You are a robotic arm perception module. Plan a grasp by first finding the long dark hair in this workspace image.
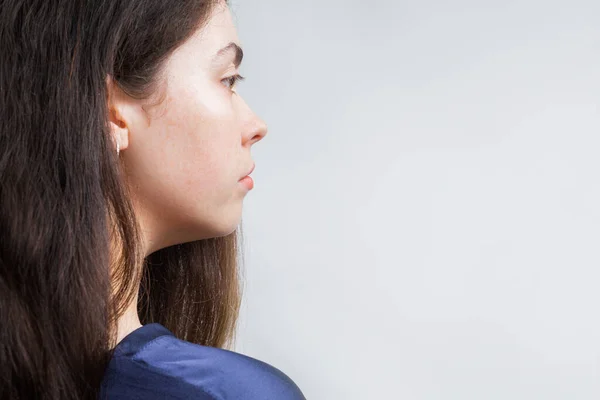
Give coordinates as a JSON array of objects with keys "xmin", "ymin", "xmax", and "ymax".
[{"xmin": 0, "ymin": 1, "xmax": 242, "ymax": 399}]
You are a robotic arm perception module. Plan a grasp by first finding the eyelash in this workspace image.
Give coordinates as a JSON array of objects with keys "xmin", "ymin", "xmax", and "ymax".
[{"xmin": 221, "ymin": 74, "xmax": 245, "ymax": 90}]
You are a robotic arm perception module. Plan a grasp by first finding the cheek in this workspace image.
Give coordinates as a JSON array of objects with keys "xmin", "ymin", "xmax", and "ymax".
[
  {"xmin": 166, "ymin": 87, "xmax": 237, "ymax": 191},
  {"xmin": 127, "ymin": 83, "xmax": 240, "ymax": 221}
]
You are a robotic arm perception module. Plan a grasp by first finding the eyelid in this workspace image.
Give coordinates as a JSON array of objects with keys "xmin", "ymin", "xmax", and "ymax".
[{"xmin": 221, "ymin": 74, "xmax": 245, "ymax": 90}]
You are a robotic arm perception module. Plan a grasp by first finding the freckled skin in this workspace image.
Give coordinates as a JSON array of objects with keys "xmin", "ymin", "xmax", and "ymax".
[{"xmin": 110, "ymin": 3, "xmax": 268, "ymax": 254}]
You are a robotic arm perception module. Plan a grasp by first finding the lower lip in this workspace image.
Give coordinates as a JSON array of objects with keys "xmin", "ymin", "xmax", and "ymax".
[{"xmin": 239, "ymin": 175, "xmax": 254, "ymax": 190}]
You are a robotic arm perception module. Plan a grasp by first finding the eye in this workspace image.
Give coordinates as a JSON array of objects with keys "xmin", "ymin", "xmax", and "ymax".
[{"xmin": 221, "ymin": 74, "xmax": 245, "ymax": 91}]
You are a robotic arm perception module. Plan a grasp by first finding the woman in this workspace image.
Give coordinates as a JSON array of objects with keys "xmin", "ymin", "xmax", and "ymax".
[{"xmin": 0, "ymin": 0, "xmax": 305, "ymax": 399}]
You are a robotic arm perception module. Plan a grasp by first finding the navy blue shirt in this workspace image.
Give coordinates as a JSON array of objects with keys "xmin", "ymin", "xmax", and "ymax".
[{"xmin": 99, "ymin": 323, "xmax": 306, "ymax": 399}]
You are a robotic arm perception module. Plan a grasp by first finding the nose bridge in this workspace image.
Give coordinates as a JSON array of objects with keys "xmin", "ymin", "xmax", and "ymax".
[{"xmin": 239, "ymin": 94, "xmax": 268, "ymax": 144}]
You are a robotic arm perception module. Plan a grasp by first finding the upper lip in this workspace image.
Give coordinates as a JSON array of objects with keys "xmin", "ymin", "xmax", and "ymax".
[{"xmin": 241, "ymin": 163, "xmax": 255, "ymax": 179}]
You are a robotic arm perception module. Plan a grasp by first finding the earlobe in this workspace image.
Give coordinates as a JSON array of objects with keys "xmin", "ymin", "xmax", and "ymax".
[
  {"xmin": 106, "ymin": 75, "xmax": 130, "ymax": 153},
  {"xmin": 108, "ymin": 108, "xmax": 130, "ymax": 155}
]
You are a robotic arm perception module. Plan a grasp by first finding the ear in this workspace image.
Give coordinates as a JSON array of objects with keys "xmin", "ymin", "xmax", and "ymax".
[{"xmin": 106, "ymin": 75, "xmax": 131, "ymax": 153}]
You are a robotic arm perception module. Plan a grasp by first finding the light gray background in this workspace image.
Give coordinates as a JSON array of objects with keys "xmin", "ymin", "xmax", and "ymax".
[{"xmin": 230, "ymin": 1, "xmax": 600, "ymax": 399}]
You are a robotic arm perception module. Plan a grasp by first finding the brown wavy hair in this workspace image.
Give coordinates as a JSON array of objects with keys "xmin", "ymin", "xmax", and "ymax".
[{"xmin": 0, "ymin": 0, "xmax": 242, "ymax": 399}]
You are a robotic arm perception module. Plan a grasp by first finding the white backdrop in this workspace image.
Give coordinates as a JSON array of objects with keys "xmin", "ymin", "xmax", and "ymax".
[{"xmin": 231, "ymin": 1, "xmax": 600, "ymax": 398}]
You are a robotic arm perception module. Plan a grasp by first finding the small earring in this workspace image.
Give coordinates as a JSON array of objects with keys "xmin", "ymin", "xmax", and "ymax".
[{"xmin": 116, "ymin": 139, "xmax": 120, "ymax": 156}]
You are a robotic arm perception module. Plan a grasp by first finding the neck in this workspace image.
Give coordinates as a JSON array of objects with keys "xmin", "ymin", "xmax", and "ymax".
[
  {"xmin": 111, "ymin": 209, "xmax": 152, "ymax": 347},
  {"xmin": 115, "ymin": 290, "xmax": 143, "ymax": 345}
]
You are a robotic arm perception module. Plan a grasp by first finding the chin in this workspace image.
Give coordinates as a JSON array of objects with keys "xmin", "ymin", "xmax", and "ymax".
[
  {"xmin": 206, "ymin": 222, "xmax": 239, "ymax": 239},
  {"xmin": 193, "ymin": 209, "xmax": 242, "ymax": 240},
  {"xmin": 154, "ymin": 203, "xmax": 242, "ymax": 247}
]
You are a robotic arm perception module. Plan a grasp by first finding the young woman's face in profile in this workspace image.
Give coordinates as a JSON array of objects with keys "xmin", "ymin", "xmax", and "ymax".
[{"xmin": 115, "ymin": 2, "xmax": 267, "ymax": 252}]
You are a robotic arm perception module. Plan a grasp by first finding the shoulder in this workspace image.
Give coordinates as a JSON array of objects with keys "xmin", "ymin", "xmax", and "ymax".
[{"xmin": 100, "ymin": 324, "xmax": 305, "ymax": 400}]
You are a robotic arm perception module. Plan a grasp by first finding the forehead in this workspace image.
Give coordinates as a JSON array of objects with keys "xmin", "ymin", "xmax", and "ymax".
[{"xmin": 189, "ymin": 3, "xmax": 240, "ymax": 59}]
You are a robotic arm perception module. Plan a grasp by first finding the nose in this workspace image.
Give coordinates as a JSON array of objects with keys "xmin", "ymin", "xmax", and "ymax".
[
  {"xmin": 238, "ymin": 94, "xmax": 268, "ymax": 146},
  {"xmin": 243, "ymin": 112, "xmax": 268, "ymax": 147}
]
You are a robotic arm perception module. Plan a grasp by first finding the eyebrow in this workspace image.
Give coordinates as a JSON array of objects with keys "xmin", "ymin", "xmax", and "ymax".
[{"xmin": 212, "ymin": 42, "xmax": 244, "ymax": 68}]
